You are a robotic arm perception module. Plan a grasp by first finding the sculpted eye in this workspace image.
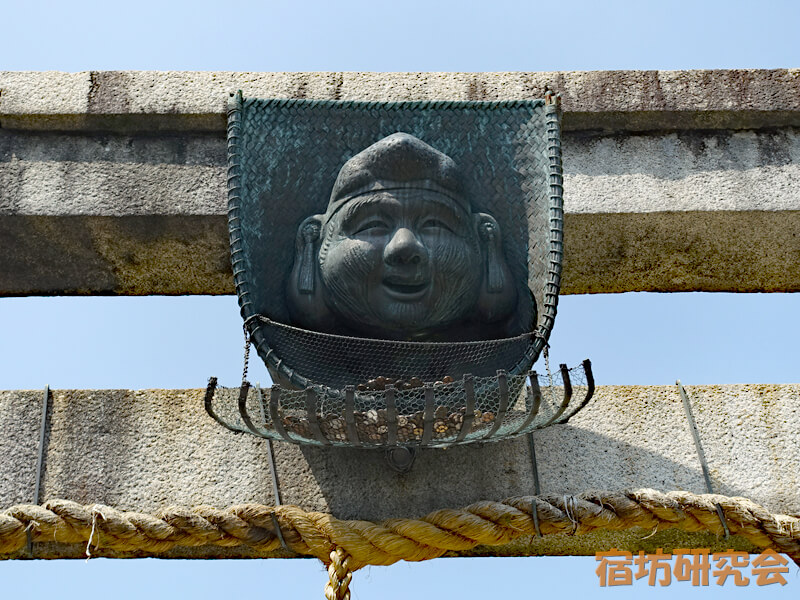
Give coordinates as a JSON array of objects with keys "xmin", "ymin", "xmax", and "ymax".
[
  {"xmin": 421, "ymin": 218, "xmax": 452, "ymax": 232},
  {"xmin": 354, "ymin": 220, "xmax": 390, "ymax": 234}
]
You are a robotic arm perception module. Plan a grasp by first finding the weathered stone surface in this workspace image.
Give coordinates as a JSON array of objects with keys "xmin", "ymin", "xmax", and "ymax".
[
  {"xmin": 3, "ymin": 211, "xmax": 798, "ymax": 296},
  {"xmin": 5, "ymin": 127, "xmax": 800, "ymax": 217},
  {"xmin": 0, "ymin": 384, "xmax": 796, "ymax": 558},
  {"xmin": 2, "ymin": 70, "xmax": 799, "ymax": 132},
  {"xmin": 564, "ymin": 210, "xmax": 800, "ymax": 294},
  {"xmin": 0, "ymin": 216, "xmax": 232, "ymax": 295}
]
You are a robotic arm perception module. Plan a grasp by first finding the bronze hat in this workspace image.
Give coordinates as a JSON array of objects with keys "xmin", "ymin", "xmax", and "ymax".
[{"xmin": 326, "ymin": 132, "xmax": 469, "ymax": 219}]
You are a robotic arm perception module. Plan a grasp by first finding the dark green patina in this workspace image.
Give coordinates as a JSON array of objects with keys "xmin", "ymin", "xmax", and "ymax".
[{"xmin": 227, "ymin": 94, "xmax": 563, "ymax": 393}]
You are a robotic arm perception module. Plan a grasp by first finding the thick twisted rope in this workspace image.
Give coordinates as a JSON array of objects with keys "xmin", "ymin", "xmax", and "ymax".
[
  {"xmin": 325, "ymin": 547, "xmax": 353, "ymax": 600},
  {"xmin": 1, "ymin": 489, "xmax": 798, "ymax": 569}
]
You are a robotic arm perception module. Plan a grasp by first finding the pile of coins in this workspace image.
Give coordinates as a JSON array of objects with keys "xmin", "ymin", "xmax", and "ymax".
[
  {"xmin": 356, "ymin": 375, "xmax": 454, "ymax": 392},
  {"xmin": 267, "ymin": 373, "xmax": 517, "ymax": 445},
  {"xmin": 280, "ymin": 403, "xmax": 497, "ymax": 444}
]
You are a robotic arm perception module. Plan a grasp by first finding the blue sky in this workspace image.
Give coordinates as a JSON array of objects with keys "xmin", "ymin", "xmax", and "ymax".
[
  {"xmin": 1, "ymin": 0, "xmax": 799, "ymax": 597},
  {"xmin": 4, "ymin": 0, "xmax": 800, "ymax": 72}
]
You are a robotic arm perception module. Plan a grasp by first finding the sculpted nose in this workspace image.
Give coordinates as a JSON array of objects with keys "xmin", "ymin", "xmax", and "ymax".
[{"xmin": 384, "ymin": 228, "xmax": 428, "ymax": 266}]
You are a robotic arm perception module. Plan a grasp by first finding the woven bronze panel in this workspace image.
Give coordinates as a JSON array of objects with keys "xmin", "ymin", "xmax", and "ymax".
[{"xmin": 227, "ymin": 95, "xmax": 562, "ymax": 390}]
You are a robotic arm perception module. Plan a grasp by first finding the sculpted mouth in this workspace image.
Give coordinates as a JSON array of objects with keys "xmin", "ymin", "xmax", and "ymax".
[{"xmin": 382, "ymin": 279, "xmax": 430, "ymax": 300}]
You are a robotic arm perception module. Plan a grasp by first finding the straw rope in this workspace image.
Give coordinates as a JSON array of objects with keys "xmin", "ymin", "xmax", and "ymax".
[
  {"xmin": 325, "ymin": 547, "xmax": 354, "ymax": 600},
  {"xmin": 1, "ymin": 489, "xmax": 798, "ymax": 566}
]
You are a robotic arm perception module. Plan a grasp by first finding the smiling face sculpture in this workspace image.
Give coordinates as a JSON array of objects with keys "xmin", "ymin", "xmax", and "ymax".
[{"xmin": 286, "ymin": 133, "xmax": 518, "ymax": 341}]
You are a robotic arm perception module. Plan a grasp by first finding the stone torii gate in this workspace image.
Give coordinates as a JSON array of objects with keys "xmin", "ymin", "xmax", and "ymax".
[{"xmin": 0, "ymin": 71, "xmax": 798, "ymax": 567}]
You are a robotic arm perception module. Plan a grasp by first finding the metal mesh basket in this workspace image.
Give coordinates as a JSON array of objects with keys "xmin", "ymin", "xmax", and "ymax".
[
  {"xmin": 250, "ymin": 315, "xmax": 535, "ymax": 390},
  {"xmin": 206, "ymin": 359, "xmax": 593, "ymax": 449}
]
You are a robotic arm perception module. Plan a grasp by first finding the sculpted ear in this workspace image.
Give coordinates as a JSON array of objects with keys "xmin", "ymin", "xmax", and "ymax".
[
  {"xmin": 287, "ymin": 215, "xmax": 333, "ymax": 329},
  {"xmin": 474, "ymin": 213, "xmax": 516, "ymax": 322},
  {"xmin": 294, "ymin": 216, "xmax": 322, "ymax": 294}
]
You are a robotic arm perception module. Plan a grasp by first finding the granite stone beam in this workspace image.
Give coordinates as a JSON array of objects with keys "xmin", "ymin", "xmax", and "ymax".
[
  {"xmin": 2, "ymin": 70, "xmax": 800, "ymax": 133},
  {"xmin": 2, "ymin": 70, "xmax": 799, "ymax": 296},
  {"xmin": 1, "ymin": 384, "xmax": 797, "ymax": 558}
]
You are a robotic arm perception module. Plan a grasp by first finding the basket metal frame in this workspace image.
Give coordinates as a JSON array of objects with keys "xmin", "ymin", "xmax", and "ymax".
[{"xmin": 205, "ymin": 359, "xmax": 594, "ymax": 450}]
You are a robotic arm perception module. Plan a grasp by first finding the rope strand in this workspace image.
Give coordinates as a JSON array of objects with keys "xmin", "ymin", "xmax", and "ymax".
[
  {"xmin": 325, "ymin": 547, "xmax": 353, "ymax": 600},
  {"xmin": 1, "ymin": 490, "xmax": 797, "ymax": 567}
]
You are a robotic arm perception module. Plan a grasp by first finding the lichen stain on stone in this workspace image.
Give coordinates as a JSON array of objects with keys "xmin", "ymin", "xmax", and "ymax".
[
  {"xmin": 460, "ymin": 529, "xmax": 756, "ymax": 557},
  {"xmin": 86, "ymin": 217, "xmax": 233, "ymax": 295},
  {"xmin": 466, "ymin": 77, "xmax": 487, "ymax": 101},
  {"xmin": 738, "ymin": 385, "xmax": 800, "ymax": 494}
]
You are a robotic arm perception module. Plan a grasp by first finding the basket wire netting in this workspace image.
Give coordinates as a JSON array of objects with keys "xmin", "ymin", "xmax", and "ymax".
[
  {"xmin": 206, "ymin": 359, "xmax": 593, "ymax": 449},
  {"xmin": 251, "ymin": 315, "xmax": 536, "ymax": 389}
]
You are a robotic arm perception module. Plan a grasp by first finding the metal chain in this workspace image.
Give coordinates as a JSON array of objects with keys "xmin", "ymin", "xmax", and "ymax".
[
  {"xmin": 241, "ymin": 323, "xmax": 251, "ymax": 387},
  {"xmin": 543, "ymin": 343, "xmax": 555, "ymax": 390}
]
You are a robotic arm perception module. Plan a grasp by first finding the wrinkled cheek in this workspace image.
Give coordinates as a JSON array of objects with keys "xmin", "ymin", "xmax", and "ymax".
[
  {"xmin": 321, "ymin": 239, "xmax": 382, "ymax": 318},
  {"xmin": 430, "ymin": 241, "xmax": 481, "ymax": 318},
  {"xmin": 432, "ymin": 241, "xmax": 474, "ymax": 274},
  {"xmin": 325, "ymin": 240, "xmax": 376, "ymax": 279}
]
